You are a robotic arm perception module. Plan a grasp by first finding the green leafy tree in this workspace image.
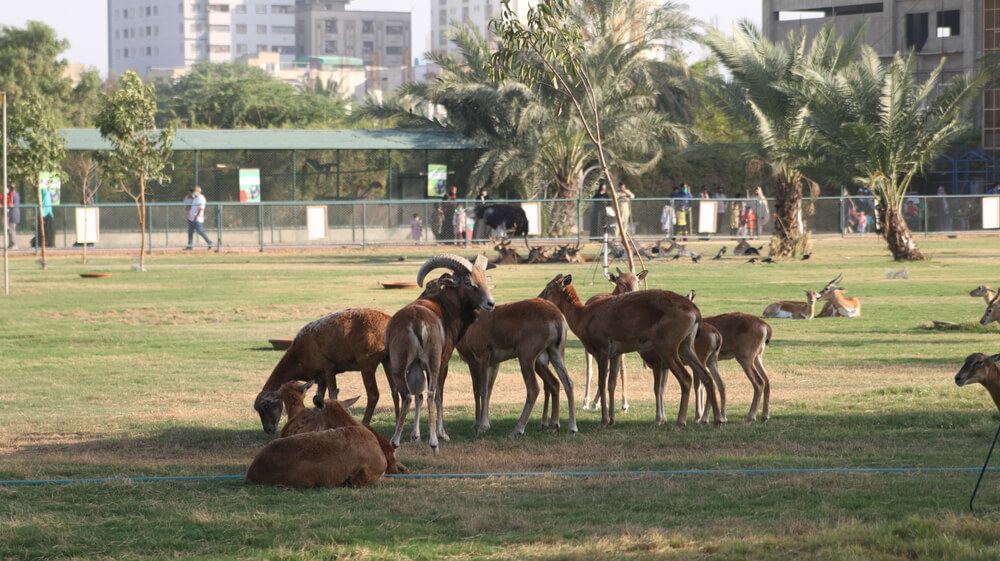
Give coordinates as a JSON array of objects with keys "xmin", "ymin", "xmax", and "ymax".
[
  {"xmin": 7, "ymin": 97, "xmax": 66, "ymax": 268},
  {"xmin": 156, "ymin": 62, "xmax": 348, "ymax": 128},
  {"xmin": 804, "ymin": 47, "xmax": 986, "ymax": 261},
  {"xmin": 704, "ymin": 22, "xmax": 865, "ymax": 257},
  {"xmin": 0, "ymin": 21, "xmax": 102, "ymax": 127},
  {"xmin": 95, "ymin": 71, "xmax": 175, "ymax": 271}
]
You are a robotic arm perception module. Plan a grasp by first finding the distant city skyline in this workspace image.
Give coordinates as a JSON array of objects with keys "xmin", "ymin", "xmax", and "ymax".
[{"xmin": 0, "ymin": 0, "xmax": 762, "ymax": 77}]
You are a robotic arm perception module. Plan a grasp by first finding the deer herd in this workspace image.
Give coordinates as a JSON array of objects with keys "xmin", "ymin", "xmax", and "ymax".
[{"xmin": 245, "ymin": 253, "xmax": 1000, "ymax": 488}]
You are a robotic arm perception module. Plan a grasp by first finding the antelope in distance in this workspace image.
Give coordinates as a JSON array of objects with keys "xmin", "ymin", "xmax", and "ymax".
[
  {"xmin": 816, "ymin": 274, "xmax": 861, "ymax": 318},
  {"xmin": 761, "ymin": 290, "xmax": 820, "ymax": 320}
]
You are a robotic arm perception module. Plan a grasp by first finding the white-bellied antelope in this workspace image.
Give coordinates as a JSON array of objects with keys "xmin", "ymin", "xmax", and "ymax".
[{"xmin": 761, "ymin": 290, "xmax": 820, "ymax": 320}]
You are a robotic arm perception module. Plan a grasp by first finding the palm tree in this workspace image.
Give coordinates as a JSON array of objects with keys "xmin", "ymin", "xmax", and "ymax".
[
  {"xmin": 704, "ymin": 21, "xmax": 865, "ymax": 257},
  {"xmin": 803, "ymin": 47, "xmax": 986, "ymax": 261}
]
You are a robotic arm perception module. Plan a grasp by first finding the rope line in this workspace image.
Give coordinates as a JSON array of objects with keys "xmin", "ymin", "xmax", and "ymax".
[{"xmin": 3, "ymin": 466, "xmax": 999, "ymax": 487}]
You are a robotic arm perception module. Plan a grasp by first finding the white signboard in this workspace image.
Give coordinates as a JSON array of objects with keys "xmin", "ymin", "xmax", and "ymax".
[
  {"xmin": 983, "ymin": 197, "xmax": 1000, "ymax": 229},
  {"xmin": 75, "ymin": 207, "xmax": 99, "ymax": 244},
  {"xmin": 306, "ymin": 205, "xmax": 327, "ymax": 240},
  {"xmin": 521, "ymin": 202, "xmax": 541, "ymax": 236},
  {"xmin": 698, "ymin": 200, "xmax": 718, "ymax": 233}
]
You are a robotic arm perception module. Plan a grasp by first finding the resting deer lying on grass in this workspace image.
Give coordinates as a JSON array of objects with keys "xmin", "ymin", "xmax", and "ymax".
[
  {"xmin": 761, "ymin": 290, "xmax": 819, "ymax": 320},
  {"xmin": 816, "ymin": 274, "xmax": 861, "ymax": 318},
  {"xmin": 955, "ymin": 353, "xmax": 1000, "ymax": 413},
  {"xmin": 246, "ymin": 398, "xmax": 388, "ymax": 488}
]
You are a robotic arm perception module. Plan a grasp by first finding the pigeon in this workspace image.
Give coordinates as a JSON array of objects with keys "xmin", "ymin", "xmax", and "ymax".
[
  {"xmin": 747, "ymin": 257, "xmax": 758, "ymax": 264},
  {"xmin": 761, "ymin": 257, "xmax": 775, "ymax": 264},
  {"xmin": 713, "ymin": 247, "xmax": 727, "ymax": 260},
  {"xmin": 801, "ymin": 253, "xmax": 811, "ymax": 261},
  {"xmin": 691, "ymin": 254, "xmax": 700, "ymax": 263}
]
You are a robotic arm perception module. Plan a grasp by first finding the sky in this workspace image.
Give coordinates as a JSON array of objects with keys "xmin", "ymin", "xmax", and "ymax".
[{"xmin": 0, "ymin": 0, "xmax": 763, "ymax": 78}]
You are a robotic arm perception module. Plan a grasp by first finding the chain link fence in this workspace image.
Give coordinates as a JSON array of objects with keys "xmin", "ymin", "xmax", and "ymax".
[{"xmin": 6, "ymin": 195, "xmax": 999, "ymax": 252}]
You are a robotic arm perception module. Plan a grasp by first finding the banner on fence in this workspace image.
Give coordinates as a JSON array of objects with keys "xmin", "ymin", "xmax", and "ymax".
[
  {"xmin": 239, "ymin": 169, "xmax": 261, "ymax": 203},
  {"xmin": 307, "ymin": 206, "xmax": 327, "ymax": 240},
  {"xmin": 427, "ymin": 164, "xmax": 447, "ymax": 197},
  {"xmin": 75, "ymin": 207, "xmax": 99, "ymax": 244},
  {"xmin": 984, "ymin": 197, "xmax": 1000, "ymax": 229},
  {"xmin": 698, "ymin": 201, "xmax": 717, "ymax": 233},
  {"xmin": 39, "ymin": 172, "xmax": 61, "ymax": 205},
  {"xmin": 522, "ymin": 202, "xmax": 541, "ymax": 236}
]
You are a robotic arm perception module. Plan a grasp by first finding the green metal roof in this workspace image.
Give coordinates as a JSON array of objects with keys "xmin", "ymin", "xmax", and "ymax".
[
  {"xmin": 292, "ymin": 55, "xmax": 364, "ymax": 68},
  {"xmin": 59, "ymin": 128, "xmax": 484, "ymax": 151}
]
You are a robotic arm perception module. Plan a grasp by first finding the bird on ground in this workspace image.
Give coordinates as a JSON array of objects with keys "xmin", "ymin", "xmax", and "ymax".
[
  {"xmin": 761, "ymin": 257, "xmax": 775, "ymax": 264},
  {"xmin": 801, "ymin": 253, "xmax": 811, "ymax": 261},
  {"xmin": 691, "ymin": 254, "xmax": 701, "ymax": 263},
  {"xmin": 747, "ymin": 257, "xmax": 758, "ymax": 264},
  {"xmin": 713, "ymin": 247, "xmax": 727, "ymax": 260}
]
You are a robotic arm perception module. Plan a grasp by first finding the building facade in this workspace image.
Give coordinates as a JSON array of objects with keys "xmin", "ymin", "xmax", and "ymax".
[
  {"xmin": 108, "ymin": 0, "xmax": 296, "ymax": 78},
  {"xmin": 430, "ymin": 0, "xmax": 532, "ymax": 58},
  {"xmin": 294, "ymin": 0, "xmax": 412, "ymax": 94},
  {"xmin": 762, "ymin": 0, "xmax": 999, "ymax": 162}
]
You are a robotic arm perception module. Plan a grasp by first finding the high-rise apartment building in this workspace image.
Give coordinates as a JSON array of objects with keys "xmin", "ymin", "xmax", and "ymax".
[
  {"xmin": 762, "ymin": 0, "xmax": 999, "ymax": 163},
  {"xmin": 294, "ymin": 0, "xmax": 412, "ymax": 94},
  {"xmin": 108, "ymin": 0, "xmax": 296, "ymax": 78},
  {"xmin": 430, "ymin": 0, "xmax": 532, "ymax": 58}
]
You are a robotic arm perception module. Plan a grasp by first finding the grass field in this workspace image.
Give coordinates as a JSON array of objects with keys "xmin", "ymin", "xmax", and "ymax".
[{"xmin": 3, "ymin": 235, "xmax": 1000, "ymax": 560}]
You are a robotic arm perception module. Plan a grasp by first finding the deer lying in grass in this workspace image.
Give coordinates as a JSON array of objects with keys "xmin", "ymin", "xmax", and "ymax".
[
  {"xmin": 581, "ymin": 268, "xmax": 647, "ymax": 411},
  {"xmin": 761, "ymin": 290, "xmax": 820, "ymax": 320},
  {"xmin": 980, "ymin": 292, "xmax": 1000, "ymax": 326},
  {"xmin": 971, "ymin": 285, "xmax": 997, "ymax": 305},
  {"xmin": 457, "ymin": 298, "xmax": 578, "ymax": 437},
  {"xmin": 539, "ymin": 274, "xmax": 720, "ymax": 427},
  {"xmin": 246, "ymin": 398, "xmax": 387, "ymax": 488},
  {"xmin": 254, "ymin": 308, "xmax": 393, "ymax": 434},
  {"xmin": 955, "ymin": 353, "xmax": 1000, "ymax": 413},
  {"xmin": 816, "ymin": 274, "xmax": 861, "ymax": 318},
  {"xmin": 276, "ymin": 390, "xmax": 407, "ymax": 475},
  {"xmin": 384, "ymin": 254, "xmax": 494, "ymax": 452}
]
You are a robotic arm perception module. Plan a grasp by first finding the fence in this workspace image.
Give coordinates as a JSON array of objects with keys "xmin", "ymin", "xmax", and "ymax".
[{"xmin": 5, "ymin": 194, "xmax": 999, "ymax": 252}]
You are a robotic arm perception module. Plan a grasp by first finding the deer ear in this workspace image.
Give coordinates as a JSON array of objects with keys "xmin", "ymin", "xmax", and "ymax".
[
  {"xmin": 562, "ymin": 274, "xmax": 573, "ymax": 286},
  {"xmin": 340, "ymin": 395, "xmax": 361, "ymax": 408},
  {"xmin": 637, "ymin": 270, "xmax": 649, "ymax": 280}
]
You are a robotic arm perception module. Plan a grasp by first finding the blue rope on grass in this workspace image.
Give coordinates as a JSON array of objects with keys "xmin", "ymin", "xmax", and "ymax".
[{"xmin": 3, "ymin": 467, "xmax": 999, "ymax": 486}]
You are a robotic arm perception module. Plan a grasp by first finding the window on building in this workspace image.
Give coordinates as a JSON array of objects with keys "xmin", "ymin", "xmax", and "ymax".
[
  {"xmin": 123, "ymin": 8, "xmax": 129, "ymax": 18},
  {"xmin": 386, "ymin": 46, "xmax": 402, "ymax": 55},
  {"xmin": 154, "ymin": 6, "xmax": 158, "ymax": 15},
  {"xmin": 179, "ymin": 3, "xmax": 183, "ymax": 14},
  {"xmin": 146, "ymin": 46, "xmax": 153, "ymax": 56},
  {"xmin": 256, "ymin": 4, "xmax": 267, "ymax": 14},
  {"xmin": 271, "ymin": 4, "xmax": 292, "ymax": 14},
  {"xmin": 439, "ymin": 10, "xmax": 447, "ymax": 25},
  {"xmin": 362, "ymin": 40, "xmax": 374, "ymax": 53},
  {"xmin": 210, "ymin": 25, "xmax": 228, "ymax": 32},
  {"xmin": 235, "ymin": 4, "xmax": 246, "ymax": 13},
  {"xmin": 439, "ymin": 30, "xmax": 447, "ymax": 46},
  {"xmin": 210, "ymin": 44, "xmax": 231, "ymax": 53},
  {"xmin": 257, "ymin": 44, "xmax": 268, "ymax": 52},
  {"xmin": 905, "ymin": 12, "xmax": 929, "ymax": 52},
  {"xmin": 146, "ymin": 26, "xmax": 152, "ymax": 36},
  {"xmin": 115, "ymin": 30, "xmax": 120, "ymax": 39},
  {"xmin": 386, "ymin": 25, "xmax": 402, "ymax": 35},
  {"xmin": 123, "ymin": 48, "xmax": 129, "ymax": 58},
  {"xmin": 325, "ymin": 19, "xmax": 338, "ymax": 33},
  {"xmin": 272, "ymin": 25, "xmax": 295, "ymax": 34},
  {"xmin": 192, "ymin": 22, "xmax": 205, "ymax": 33},
  {"xmin": 324, "ymin": 40, "xmax": 338, "ymax": 53},
  {"xmin": 362, "ymin": 21, "xmax": 374, "ymax": 33},
  {"xmin": 937, "ymin": 10, "xmax": 960, "ymax": 37},
  {"xmin": 139, "ymin": 27, "xmax": 144, "ymax": 37},
  {"xmin": 191, "ymin": 3, "xmax": 200, "ymax": 13},
  {"xmin": 236, "ymin": 23, "xmax": 247, "ymax": 34},
  {"xmin": 237, "ymin": 43, "xmax": 248, "ymax": 54},
  {"xmin": 146, "ymin": 6, "xmax": 152, "ymax": 16},
  {"xmin": 207, "ymin": 3, "xmax": 230, "ymax": 12},
  {"xmin": 272, "ymin": 46, "xmax": 295, "ymax": 54},
  {"xmin": 154, "ymin": 26, "xmax": 159, "ymax": 36},
  {"xmin": 257, "ymin": 24, "xmax": 268, "ymax": 34}
]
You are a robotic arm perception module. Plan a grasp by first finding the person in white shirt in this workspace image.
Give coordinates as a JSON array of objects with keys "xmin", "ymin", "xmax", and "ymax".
[{"xmin": 184, "ymin": 186, "xmax": 213, "ymax": 250}]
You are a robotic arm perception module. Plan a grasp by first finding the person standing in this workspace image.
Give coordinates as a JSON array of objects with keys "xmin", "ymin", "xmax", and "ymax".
[
  {"xmin": 660, "ymin": 203, "xmax": 675, "ymax": 239},
  {"xmin": 713, "ymin": 186, "xmax": 726, "ymax": 234},
  {"xmin": 473, "ymin": 187, "xmax": 493, "ymax": 239},
  {"xmin": 932, "ymin": 186, "xmax": 952, "ymax": 231},
  {"xmin": 752, "ymin": 186, "xmax": 770, "ymax": 235},
  {"xmin": 184, "ymin": 186, "xmax": 213, "ymax": 250},
  {"xmin": 410, "ymin": 213, "xmax": 422, "ymax": 241},
  {"xmin": 616, "ymin": 182, "xmax": 635, "ymax": 235},
  {"xmin": 34, "ymin": 187, "xmax": 55, "ymax": 248},
  {"xmin": 5, "ymin": 185, "xmax": 19, "ymax": 249},
  {"xmin": 590, "ymin": 183, "xmax": 611, "ymax": 238},
  {"xmin": 452, "ymin": 205, "xmax": 467, "ymax": 246}
]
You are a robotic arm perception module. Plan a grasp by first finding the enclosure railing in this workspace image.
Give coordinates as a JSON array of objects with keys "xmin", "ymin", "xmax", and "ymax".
[{"xmin": 5, "ymin": 194, "xmax": 999, "ymax": 252}]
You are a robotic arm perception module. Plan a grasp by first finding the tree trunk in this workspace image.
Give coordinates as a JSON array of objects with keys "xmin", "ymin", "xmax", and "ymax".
[
  {"xmin": 879, "ymin": 205, "xmax": 925, "ymax": 261},
  {"xmin": 137, "ymin": 178, "xmax": 147, "ymax": 272},
  {"xmin": 35, "ymin": 183, "xmax": 47, "ymax": 269},
  {"xmin": 548, "ymin": 177, "xmax": 580, "ymax": 238},
  {"xmin": 771, "ymin": 174, "xmax": 802, "ymax": 258}
]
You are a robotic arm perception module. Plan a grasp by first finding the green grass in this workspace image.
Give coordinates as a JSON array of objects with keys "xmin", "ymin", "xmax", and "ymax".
[{"xmin": 3, "ymin": 236, "xmax": 1000, "ymax": 560}]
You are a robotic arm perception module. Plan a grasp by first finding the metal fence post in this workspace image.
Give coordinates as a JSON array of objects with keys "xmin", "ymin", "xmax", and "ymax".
[
  {"xmin": 258, "ymin": 203, "xmax": 264, "ymax": 252},
  {"xmin": 146, "ymin": 204, "xmax": 152, "ymax": 254},
  {"xmin": 216, "ymin": 204, "xmax": 222, "ymax": 249},
  {"xmin": 362, "ymin": 201, "xmax": 367, "ymax": 249}
]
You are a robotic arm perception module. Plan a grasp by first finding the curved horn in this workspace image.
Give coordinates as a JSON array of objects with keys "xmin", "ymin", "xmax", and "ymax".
[
  {"xmin": 416, "ymin": 254, "xmax": 474, "ymax": 287},
  {"xmin": 990, "ymin": 290, "xmax": 1000, "ymax": 307},
  {"xmin": 828, "ymin": 273, "xmax": 844, "ymax": 287}
]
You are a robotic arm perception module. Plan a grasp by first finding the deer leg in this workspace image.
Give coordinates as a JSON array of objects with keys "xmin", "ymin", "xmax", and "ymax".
[
  {"xmin": 583, "ymin": 353, "xmax": 595, "ymax": 410},
  {"xmin": 607, "ymin": 354, "xmax": 621, "ymax": 427},
  {"xmin": 511, "ymin": 354, "xmax": 540, "ymax": 437},
  {"xmin": 651, "ymin": 361, "xmax": 666, "ymax": 426},
  {"xmin": 435, "ymin": 362, "xmax": 450, "ymax": 442},
  {"xmin": 535, "ymin": 361, "xmax": 560, "ymax": 431},
  {"xmin": 754, "ymin": 354, "xmax": 772, "ymax": 422},
  {"xmin": 360, "ymin": 366, "xmax": 380, "ymax": 425},
  {"xmin": 596, "ymin": 354, "xmax": 611, "ymax": 427},
  {"xmin": 680, "ymin": 340, "xmax": 720, "ymax": 426},
  {"xmin": 548, "ymin": 350, "xmax": 577, "ymax": 434},
  {"xmin": 664, "ymin": 356, "xmax": 692, "ymax": 429},
  {"xmin": 736, "ymin": 356, "xmax": 762, "ymax": 423},
  {"xmin": 481, "ymin": 363, "xmax": 500, "ymax": 434},
  {"xmin": 620, "ymin": 359, "xmax": 629, "ymax": 412},
  {"xmin": 706, "ymin": 352, "xmax": 726, "ymax": 424},
  {"xmin": 470, "ymin": 363, "xmax": 483, "ymax": 431},
  {"xmin": 693, "ymin": 370, "xmax": 704, "ymax": 423}
]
